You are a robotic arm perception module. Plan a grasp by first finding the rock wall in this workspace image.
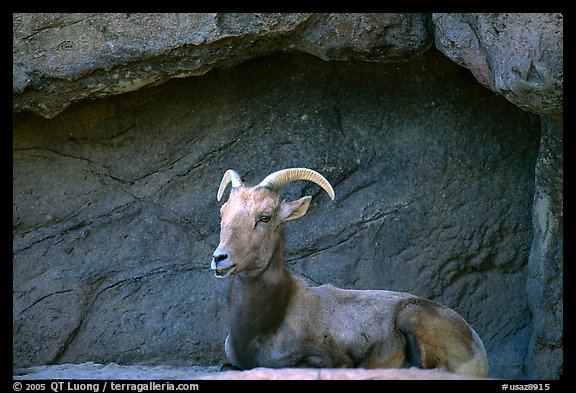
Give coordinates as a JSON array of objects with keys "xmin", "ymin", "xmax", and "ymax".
[
  {"xmin": 433, "ymin": 13, "xmax": 563, "ymax": 379},
  {"xmin": 13, "ymin": 13, "xmax": 562, "ymax": 380},
  {"xmin": 433, "ymin": 13, "xmax": 562, "ymax": 116},
  {"xmin": 13, "ymin": 13, "xmax": 432, "ymax": 119}
]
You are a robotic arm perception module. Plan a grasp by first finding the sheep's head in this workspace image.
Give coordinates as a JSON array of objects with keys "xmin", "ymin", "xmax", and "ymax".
[{"xmin": 211, "ymin": 168, "xmax": 335, "ymax": 278}]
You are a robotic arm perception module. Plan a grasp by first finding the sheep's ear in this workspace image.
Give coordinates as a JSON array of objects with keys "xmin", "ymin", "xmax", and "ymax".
[{"xmin": 279, "ymin": 196, "xmax": 312, "ymax": 222}]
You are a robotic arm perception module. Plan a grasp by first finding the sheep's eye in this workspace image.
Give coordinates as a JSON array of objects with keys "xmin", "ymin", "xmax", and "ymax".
[{"xmin": 259, "ymin": 215, "xmax": 271, "ymax": 223}]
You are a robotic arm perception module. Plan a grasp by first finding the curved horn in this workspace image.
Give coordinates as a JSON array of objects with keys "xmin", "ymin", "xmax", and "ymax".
[
  {"xmin": 217, "ymin": 169, "xmax": 243, "ymax": 201},
  {"xmin": 258, "ymin": 168, "xmax": 335, "ymax": 201}
]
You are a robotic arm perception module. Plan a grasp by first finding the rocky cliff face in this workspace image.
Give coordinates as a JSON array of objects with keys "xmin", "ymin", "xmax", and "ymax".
[{"xmin": 13, "ymin": 13, "xmax": 562, "ymax": 379}]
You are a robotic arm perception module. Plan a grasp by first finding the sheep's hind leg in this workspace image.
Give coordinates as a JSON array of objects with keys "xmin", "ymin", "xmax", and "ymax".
[
  {"xmin": 361, "ymin": 333, "xmax": 408, "ymax": 368},
  {"xmin": 396, "ymin": 297, "xmax": 488, "ymax": 377}
]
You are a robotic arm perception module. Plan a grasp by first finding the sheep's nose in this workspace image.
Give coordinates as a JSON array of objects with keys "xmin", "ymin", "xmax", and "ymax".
[
  {"xmin": 211, "ymin": 244, "xmax": 230, "ymax": 270},
  {"xmin": 213, "ymin": 253, "xmax": 228, "ymax": 263}
]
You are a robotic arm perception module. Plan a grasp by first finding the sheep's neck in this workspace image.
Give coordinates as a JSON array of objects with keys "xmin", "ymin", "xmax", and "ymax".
[{"xmin": 228, "ymin": 228, "xmax": 293, "ymax": 363}]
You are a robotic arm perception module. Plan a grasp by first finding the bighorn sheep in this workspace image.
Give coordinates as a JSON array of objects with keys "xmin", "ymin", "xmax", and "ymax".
[{"xmin": 211, "ymin": 168, "xmax": 488, "ymax": 377}]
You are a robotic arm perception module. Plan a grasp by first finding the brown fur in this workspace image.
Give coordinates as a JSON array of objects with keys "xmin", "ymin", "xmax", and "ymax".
[
  {"xmin": 214, "ymin": 181, "xmax": 489, "ymax": 377},
  {"xmin": 397, "ymin": 298, "xmax": 483, "ymax": 373},
  {"xmin": 227, "ymin": 229, "xmax": 293, "ymax": 368}
]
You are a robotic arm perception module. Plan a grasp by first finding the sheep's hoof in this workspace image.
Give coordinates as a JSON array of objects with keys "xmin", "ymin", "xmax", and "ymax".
[{"xmin": 220, "ymin": 363, "xmax": 241, "ymax": 371}]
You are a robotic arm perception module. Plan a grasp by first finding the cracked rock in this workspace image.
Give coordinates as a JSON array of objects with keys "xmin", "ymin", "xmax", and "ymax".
[
  {"xmin": 13, "ymin": 50, "xmax": 541, "ymax": 378},
  {"xmin": 433, "ymin": 13, "xmax": 563, "ymax": 115}
]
